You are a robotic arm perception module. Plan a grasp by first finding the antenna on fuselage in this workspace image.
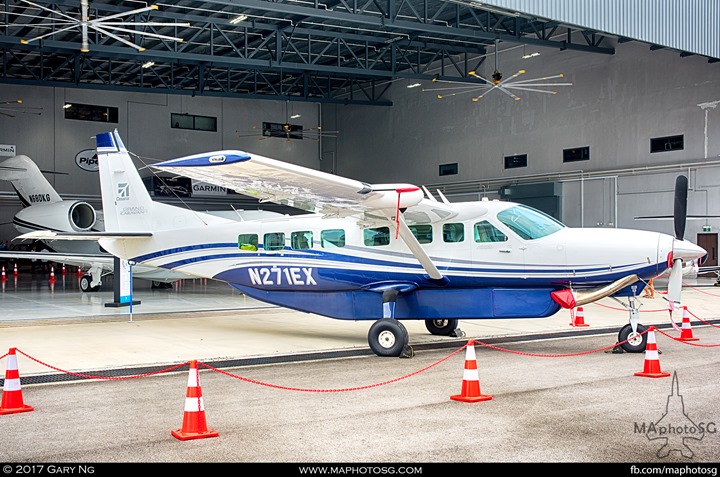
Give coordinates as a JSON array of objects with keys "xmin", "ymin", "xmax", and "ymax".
[
  {"xmin": 421, "ymin": 185, "xmax": 438, "ymax": 202},
  {"xmin": 436, "ymin": 189, "xmax": 451, "ymax": 204}
]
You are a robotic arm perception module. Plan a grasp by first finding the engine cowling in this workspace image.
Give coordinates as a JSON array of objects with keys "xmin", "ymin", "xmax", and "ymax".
[{"xmin": 13, "ymin": 200, "xmax": 97, "ymax": 233}]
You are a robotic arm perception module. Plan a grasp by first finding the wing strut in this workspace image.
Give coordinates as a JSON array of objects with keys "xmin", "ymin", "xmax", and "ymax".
[{"xmin": 395, "ymin": 214, "xmax": 444, "ymax": 280}]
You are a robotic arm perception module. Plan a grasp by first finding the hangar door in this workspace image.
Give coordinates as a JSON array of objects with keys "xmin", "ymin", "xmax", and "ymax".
[{"xmin": 697, "ymin": 233, "xmax": 718, "ymax": 271}]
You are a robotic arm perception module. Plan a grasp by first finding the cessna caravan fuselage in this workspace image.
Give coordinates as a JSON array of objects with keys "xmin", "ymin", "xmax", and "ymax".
[{"xmin": 128, "ymin": 202, "xmax": 675, "ymax": 321}]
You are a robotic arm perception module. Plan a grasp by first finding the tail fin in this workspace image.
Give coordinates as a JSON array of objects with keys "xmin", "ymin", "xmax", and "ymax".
[
  {"xmin": 96, "ymin": 130, "xmax": 232, "ymax": 232},
  {"xmin": 0, "ymin": 155, "xmax": 63, "ymax": 207}
]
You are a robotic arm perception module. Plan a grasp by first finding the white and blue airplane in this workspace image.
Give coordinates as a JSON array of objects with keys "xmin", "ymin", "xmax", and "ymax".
[{"xmin": 20, "ymin": 129, "xmax": 707, "ymax": 357}]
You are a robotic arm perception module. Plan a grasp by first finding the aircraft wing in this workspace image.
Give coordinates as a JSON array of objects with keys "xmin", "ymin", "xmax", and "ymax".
[
  {"xmin": 151, "ymin": 151, "xmax": 459, "ymax": 223},
  {"xmin": 152, "ymin": 151, "xmax": 455, "ymax": 280}
]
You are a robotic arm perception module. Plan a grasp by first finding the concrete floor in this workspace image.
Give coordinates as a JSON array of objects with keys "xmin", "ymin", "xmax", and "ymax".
[{"xmin": 1, "ymin": 270, "xmax": 720, "ymax": 377}]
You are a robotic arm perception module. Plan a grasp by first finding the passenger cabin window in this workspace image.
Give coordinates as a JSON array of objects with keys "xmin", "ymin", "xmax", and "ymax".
[
  {"xmin": 474, "ymin": 221, "xmax": 507, "ymax": 243},
  {"xmin": 497, "ymin": 205, "xmax": 565, "ymax": 240},
  {"xmin": 364, "ymin": 227, "xmax": 390, "ymax": 246},
  {"xmin": 291, "ymin": 231, "xmax": 313, "ymax": 250},
  {"xmin": 408, "ymin": 224, "xmax": 433, "ymax": 244},
  {"xmin": 264, "ymin": 232, "xmax": 285, "ymax": 251},
  {"xmin": 238, "ymin": 233, "xmax": 259, "ymax": 251},
  {"xmin": 443, "ymin": 223, "xmax": 464, "ymax": 243},
  {"xmin": 321, "ymin": 229, "xmax": 345, "ymax": 248}
]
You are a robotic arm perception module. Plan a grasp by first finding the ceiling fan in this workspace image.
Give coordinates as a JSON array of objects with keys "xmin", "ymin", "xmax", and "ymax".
[
  {"xmin": 17, "ymin": 0, "xmax": 188, "ymax": 52},
  {"xmin": 423, "ymin": 43, "xmax": 572, "ymax": 102},
  {"xmin": 236, "ymin": 101, "xmax": 338, "ymax": 142},
  {"xmin": 0, "ymin": 100, "xmax": 43, "ymax": 118}
]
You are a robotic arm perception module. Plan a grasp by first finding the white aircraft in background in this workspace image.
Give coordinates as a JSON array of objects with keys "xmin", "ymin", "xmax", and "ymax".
[
  {"xmin": 21, "ymin": 130, "xmax": 706, "ymax": 357},
  {"xmin": 0, "ymin": 154, "xmax": 282, "ymax": 291}
]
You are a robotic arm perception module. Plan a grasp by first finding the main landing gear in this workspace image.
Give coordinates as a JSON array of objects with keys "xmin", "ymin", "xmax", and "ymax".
[
  {"xmin": 366, "ymin": 290, "xmax": 413, "ymax": 358},
  {"xmin": 367, "ymin": 291, "xmax": 466, "ymax": 358},
  {"xmin": 78, "ymin": 264, "xmax": 104, "ymax": 292}
]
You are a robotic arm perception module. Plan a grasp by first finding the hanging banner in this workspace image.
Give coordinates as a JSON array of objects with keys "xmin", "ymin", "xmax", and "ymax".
[{"xmin": 192, "ymin": 180, "xmax": 227, "ymax": 196}]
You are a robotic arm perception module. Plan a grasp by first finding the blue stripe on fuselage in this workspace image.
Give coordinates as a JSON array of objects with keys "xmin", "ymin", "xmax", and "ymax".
[{"xmin": 132, "ymin": 242, "xmax": 633, "ymax": 277}]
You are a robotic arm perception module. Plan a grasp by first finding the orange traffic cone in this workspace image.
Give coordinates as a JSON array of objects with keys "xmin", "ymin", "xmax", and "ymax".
[
  {"xmin": 171, "ymin": 360, "xmax": 219, "ymax": 441},
  {"xmin": 450, "ymin": 341, "xmax": 492, "ymax": 403},
  {"xmin": 635, "ymin": 327, "xmax": 671, "ymax": 378},
  {"xmin": 48, "ymin": 266, "xmax": 56, "ymax": 282},
  {"xmin": 571, "ymin": 306, "xmax": 590, "ymax": 327},
  {"xmin": 61, "ymin": 264, "xmax": 66, "ymax": 275},
  {"xmin": 13, "ymin": 263, "xmax": 18, "ymax": 276},
  {"xmin": 76, "ymin": 267, "xmax": 83, "ymax": 277},
  {"xmin": 0, "ymin": 348, "xmax": 34, "ymax": 415},
  {"xmin": 1, "ymin": 266, "xmax": 5, "ymax": 282},
  {"xmin": 677, "ymin": 306, "xmax": 699, "ymax": 342}
]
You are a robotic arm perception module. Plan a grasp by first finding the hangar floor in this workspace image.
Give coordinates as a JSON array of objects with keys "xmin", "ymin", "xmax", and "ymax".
[{"xmin": 2, "ymin": 268, "xmax": 720, "ymax": 379}]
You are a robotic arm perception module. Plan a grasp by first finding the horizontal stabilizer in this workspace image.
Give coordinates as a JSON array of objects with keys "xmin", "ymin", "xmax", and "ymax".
[{"xmin": 17, "ymin": 231, "xmax": 152, "ymax": 241}]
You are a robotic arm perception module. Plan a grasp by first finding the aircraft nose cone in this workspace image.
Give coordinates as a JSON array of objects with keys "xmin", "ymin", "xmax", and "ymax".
[{"xmin": 673, "ymin": 239, "xmax": 707, "ymax": 262}]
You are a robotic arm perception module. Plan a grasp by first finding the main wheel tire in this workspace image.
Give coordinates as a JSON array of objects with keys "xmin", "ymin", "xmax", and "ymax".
[
  {"xmin": 368, "ymin": 319, "xmax": 409, "ymax": 357},
  {"xmin": 152, "ymin": 281, "xmax": 173, "ymax": 289},
  {"xmin": 79, "ymin": 275, "xmax": 92, "ymax": 292},
  {"xmin": 80, "ymin": 274, "xmax": 101, "ymax": 292},
  {"xmin": 618, "ymin": 323, "xmax": 648, "ymax": 353},
  {"xmin": 425, "ymin": 318, "xmax": 459, "ymax": 336}
]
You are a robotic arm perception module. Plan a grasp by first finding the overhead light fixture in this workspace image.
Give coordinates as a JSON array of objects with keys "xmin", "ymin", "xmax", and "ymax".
[
  {"xmin": 63, "ymin": 103, "xmax": 72, "ymax": 109},
  {"xmin": 290, "ymin": 114, "xmax": 301, "ymax": 119},
  {"xmin": 407, "ymin": 82, "xmax": 422, "ymax": 88},
  {"xmin": 19, "ymin": 1, "xmax": 189, "ymax": 52},
  {"xmin": 521, "ymin": 45, "xmax": 541, "ymax": 59},
  {"xmin": 0, "ymin": 99, "xmax": 43, "ymax": 118},
  {"xmin": 142, "ymin": 61, "xmax": 155, "ymax": 68},
  {"xmin": 230, "ymin": 14, "xmax": 248, "ymax": 24},
  {"xmin": 423, "ymin": 42, "xmax": 571, "ymax": 102}
]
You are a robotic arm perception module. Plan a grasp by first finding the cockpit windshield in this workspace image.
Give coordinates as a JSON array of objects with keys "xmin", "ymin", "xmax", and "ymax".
[{"xmin": 497, "ymin": 205, "xmax": 565, "ymax": 240}]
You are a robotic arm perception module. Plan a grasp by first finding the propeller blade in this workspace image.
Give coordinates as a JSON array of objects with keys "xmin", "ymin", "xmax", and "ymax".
[
  {"xmin": 666, "ymin": 258, "xmax": 683, "ymax": 306},
  {"xmin": 674, "ymin": 175, "xmax": 688, "ymax": 240}
]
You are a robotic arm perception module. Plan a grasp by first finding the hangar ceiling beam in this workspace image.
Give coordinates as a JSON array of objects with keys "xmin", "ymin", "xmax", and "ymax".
[{"xmin": 0, "ymin": 0, "xmax": 616, "ymax": 104}]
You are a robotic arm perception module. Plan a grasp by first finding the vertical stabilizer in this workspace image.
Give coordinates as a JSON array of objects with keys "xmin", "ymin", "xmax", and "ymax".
[
  {"xmin": 96, "ymin": 130, "xmax": 155, "ymax": 232},
  {"xmin": 96, "ymin": 129, "xmax": 233, "ymax": 232},
  {"xmin": 0, "ymin": 155, "xmax": 62, "ymax": 207}
]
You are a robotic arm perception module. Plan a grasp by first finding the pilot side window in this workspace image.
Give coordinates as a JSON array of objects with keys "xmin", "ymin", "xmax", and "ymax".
[
  {"xmin": 291, "ymin": 231, "xmax": 313, "ymax": 250},
  {"xmin": 443, "ymin": 223, "xmax": 464, "ymax": 243},
  {"xmin": 238, "ymin": 233, "xmax": 259, "ymax": 251},
  {"xmin": 408, "ymin": 224, "xmax": 433, "ymax": 244},
  {"xmin": 474, "ymin": 221, "xmax": 508, "ymax": 243},
  {"xmin": 321, "ymin": 229, "xmax": 345, "ymax": 248},
  {"xmin": 364, "ymin": 227, "xmax": 390, "ymax": 246},
  {"xmin": 264, "ymin": 232, "xmax": 285, "ymax": 251}
]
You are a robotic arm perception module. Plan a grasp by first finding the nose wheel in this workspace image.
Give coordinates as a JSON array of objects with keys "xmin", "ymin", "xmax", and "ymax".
[{"xmin": 617, "ymin": 323, "xmax": 648, "ymax": 353}]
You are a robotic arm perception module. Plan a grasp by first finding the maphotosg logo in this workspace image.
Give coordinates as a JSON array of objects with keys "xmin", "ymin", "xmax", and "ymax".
[{"xmin": 633, "ymin": 371, "xmax": 717, "ymax": 458}]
